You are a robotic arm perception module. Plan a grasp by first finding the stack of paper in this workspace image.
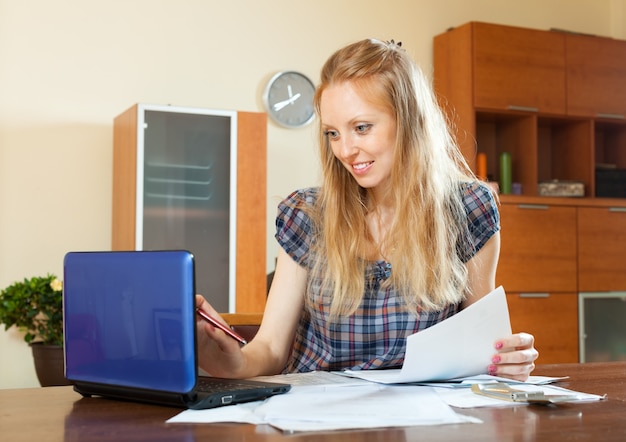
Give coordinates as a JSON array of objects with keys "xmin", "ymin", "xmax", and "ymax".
[
  {"xmin": 167, "ymin": 287, "xmax": 604, "ymax": 432},
  {"xmin": 341, "ymin": 286, "xmax": 511, "ymax": 384},
  {"xmin": 167, "ymin": 383, "xmax": 479, "ymax": 432}
]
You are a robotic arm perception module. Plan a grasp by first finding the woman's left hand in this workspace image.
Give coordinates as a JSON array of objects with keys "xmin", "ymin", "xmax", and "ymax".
[{"xmin": 489, "ymin": 332, "xmax": 539, "ymax": 381}]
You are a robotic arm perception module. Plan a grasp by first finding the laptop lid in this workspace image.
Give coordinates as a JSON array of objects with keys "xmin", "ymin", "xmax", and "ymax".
[
  {"xmin": 63, "ymin": 250, "xmax": 290, "ymax": 409},
  {"xmin": 63, "ymin": 250, "xmax": 198, "ymax": 394}
]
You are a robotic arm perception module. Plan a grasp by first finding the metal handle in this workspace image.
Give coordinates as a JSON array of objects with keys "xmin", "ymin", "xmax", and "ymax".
[
  {"xmin": 519, "ymin": 293, "xmax": 550, "ymax": 298},
  {"xmin": 608, "ymin": 207, "xmax": 626, "ymax": 213},
  {"xmin": 518, "ymin": 204, "xmax": 549, "ymax": 210},
  {"xmin": 507, "ymin": 105, "xmax": 539, "ymax": 113}
]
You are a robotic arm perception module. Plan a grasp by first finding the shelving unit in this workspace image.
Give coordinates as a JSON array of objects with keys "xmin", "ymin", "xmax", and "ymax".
[
  {"xmin": 434, "ymin": 22, "xmax": 626, "ymax": 363},
  {"xmin": 434, "ymin": 21, "xmax": 626, "ymax": 199},
  {"xmin": 112, "ymin": 104, "xmax": 267, "ymax": 314}
]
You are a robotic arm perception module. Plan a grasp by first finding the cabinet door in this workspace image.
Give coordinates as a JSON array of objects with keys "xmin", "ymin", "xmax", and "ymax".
[
  {"xmin": 579, "ymin": 293, "xmax": 626, "ymax": 362},
  {"xmin": 472, "ymin": 22, "xmax": 566, "ymax": 114},
  {"xmin": 142, "ymin": 108, "xmax": 234, "ymax": 314},
  {"xmin": 497, "ymin": 203, "xmax": 577, "ymax": 292},
  {"xmin": 566, "ymin": 34, "xmax": 626, "ymax": 118},
  {"xmin": 507, "ymin": 292, "xmax": 579, "ymax": 363},
  {"xmin": 112, "ymin": 105, "xmax": 267, "ymax": 313},
  {"xmin": 578, "ymin": 206, "xmax": 626, "ymax": 291}
]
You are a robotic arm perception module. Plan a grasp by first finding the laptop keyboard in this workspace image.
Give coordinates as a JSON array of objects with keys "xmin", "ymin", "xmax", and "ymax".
[{"xmin": 196, "ymin": 377, "xmax": 259, "ymax": 393}]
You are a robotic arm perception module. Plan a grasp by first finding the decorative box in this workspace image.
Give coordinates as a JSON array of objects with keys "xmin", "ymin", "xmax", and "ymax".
[{"xmin": 538, "ymin": 180, "xmax": 585, "ymax": 197}]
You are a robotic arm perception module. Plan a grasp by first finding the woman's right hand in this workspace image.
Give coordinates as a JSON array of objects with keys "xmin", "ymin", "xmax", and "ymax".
[
  {"xmin": 195, "ymin": 249, "xmax": 308, "ymax": 379},
  {"xmin": 195, "ymin": 294, "xmax": 246, "ymax": 378}
]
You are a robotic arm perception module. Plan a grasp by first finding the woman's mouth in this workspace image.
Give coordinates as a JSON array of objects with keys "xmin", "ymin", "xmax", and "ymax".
[{"xmin": 352, "ymin": 161, "xmax": 373, "ymax": 175}]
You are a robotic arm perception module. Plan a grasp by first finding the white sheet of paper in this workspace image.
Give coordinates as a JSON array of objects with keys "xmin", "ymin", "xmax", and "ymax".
[
  {"xmin": 434, "ymin": 383, "xmax": 605, "ymax": 408},
  {"xmin": 255, "ymin": 384, "xmax": 479, "ymax": 432},
  {"xmin": 167, "ymin": 383, "xmax": 480, "ymax": 431},
  {"xmin": 343, "ymin": 286, "xmax": 512, "ymax": 383},
  {"xmin": 417, "ymin": 374, "xmax": 569, "ymax": 388}
]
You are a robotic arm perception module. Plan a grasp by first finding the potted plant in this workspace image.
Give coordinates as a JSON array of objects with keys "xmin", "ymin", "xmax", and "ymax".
[{"xmin": 0, "ymin": 274, "xmax": 70, "ymax": 386}]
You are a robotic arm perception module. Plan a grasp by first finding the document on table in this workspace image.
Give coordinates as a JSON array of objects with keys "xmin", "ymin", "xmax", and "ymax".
[
  {"xmin": 166, "ymin": 370, "xmax": 602, "ymax": 431},
  {"xmin": 435, "ymin": 383, "xmax": 606, "ymax": 408},
  {"xmin": 342, "ymin": 286, "xmax": 512, "ymax": 384},
  {"xmin": 252, "ymin": 384, "xmax": 480, "ymax": 432},
  {"xmin": 167, "ymin": 382, "xmax": 480, "ymax": 432}
]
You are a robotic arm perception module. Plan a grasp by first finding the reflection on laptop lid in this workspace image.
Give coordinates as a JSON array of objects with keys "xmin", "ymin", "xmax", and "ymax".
[{"xmin": 63, "ymin": 250, "xmax": 290, "ymax": 409}]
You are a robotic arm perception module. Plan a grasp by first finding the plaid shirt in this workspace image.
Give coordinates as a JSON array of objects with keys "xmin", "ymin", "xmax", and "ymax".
[{"xmin": 275, "ymin": 182, "xmax": 500, "ymax": 373}]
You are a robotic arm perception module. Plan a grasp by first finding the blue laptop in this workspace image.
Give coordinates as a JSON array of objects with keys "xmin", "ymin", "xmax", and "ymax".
[{"xmin": 63, "ymin": 250, "xmax": 290, "ymax": 409}]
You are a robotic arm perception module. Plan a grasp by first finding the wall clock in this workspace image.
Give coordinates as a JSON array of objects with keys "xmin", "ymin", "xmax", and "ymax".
[{"xmin": 263, "ymin": 71, "xmax": 316, "ymax": 128}]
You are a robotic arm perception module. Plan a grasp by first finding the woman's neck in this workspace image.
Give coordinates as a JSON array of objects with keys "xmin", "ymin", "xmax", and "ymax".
[{"xmin": 365, "ymin": 197, "xmax": 395, "ymax": 261}]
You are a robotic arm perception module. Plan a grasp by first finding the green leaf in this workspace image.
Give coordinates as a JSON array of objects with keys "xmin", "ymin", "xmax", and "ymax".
[{"xmin": 0, "ymin": 274, "xmax": 63, "ymax": 346}]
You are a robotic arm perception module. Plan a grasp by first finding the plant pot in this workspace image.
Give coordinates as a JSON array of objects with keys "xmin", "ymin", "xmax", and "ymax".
[{"xmin": 30, "ymin": 343, "xmax": 71, "ymax": 387}]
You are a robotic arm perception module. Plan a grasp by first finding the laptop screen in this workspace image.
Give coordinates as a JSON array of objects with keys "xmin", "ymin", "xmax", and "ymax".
[{"xmin": 63, "ymin": 250, "xmax": 197, "ymax": 394}]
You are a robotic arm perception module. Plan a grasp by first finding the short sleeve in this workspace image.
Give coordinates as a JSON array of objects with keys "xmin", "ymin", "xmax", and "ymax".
[
  {"xmin": 275, "ymin": 188, "xmax": 319, "ymax": 268},
  {"xmin": 459, "ymin": 182, "xmax": 500, "ymax": 262}
]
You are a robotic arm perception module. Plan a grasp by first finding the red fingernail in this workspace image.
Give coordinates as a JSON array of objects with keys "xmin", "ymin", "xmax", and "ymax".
[
  {"xmin": 488, "ymin": 365, "xmax": 497, "ymax": 375},
  {"xmin": 492, "ymin": 355, "xmax": 501, "ymax": 364},
  {"xmin": 495, "ymin": 341, "xmax": 503, "ymax": 350}
]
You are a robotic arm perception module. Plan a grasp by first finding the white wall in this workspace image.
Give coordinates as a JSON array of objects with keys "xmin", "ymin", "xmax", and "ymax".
[{"xmin": 0, "ymin": 0, "xmax": 621, "ymax": 388}]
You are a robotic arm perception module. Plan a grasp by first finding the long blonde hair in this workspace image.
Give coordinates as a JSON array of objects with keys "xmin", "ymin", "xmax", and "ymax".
[{"xmin": 308, "ymin": 38, "xmax": 476, "ymax": 319}]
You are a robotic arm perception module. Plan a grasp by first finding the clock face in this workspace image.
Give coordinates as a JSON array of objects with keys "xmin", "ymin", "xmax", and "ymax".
[{"xmin": 263, "ymin": 71, "xmax": 316, "ymax": 128}]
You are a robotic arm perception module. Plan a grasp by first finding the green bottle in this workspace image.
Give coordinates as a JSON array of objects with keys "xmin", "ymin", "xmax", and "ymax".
[{"xmin": 499, "ymin": 152, "xmax": 512, "ymax": 194}]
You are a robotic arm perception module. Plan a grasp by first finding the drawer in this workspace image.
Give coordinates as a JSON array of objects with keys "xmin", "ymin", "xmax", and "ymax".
[
  {"xmin": 578, "ymin": 206, "xmax": 626, "ymax": 291},
  {"xmin": 497, "ymin": 203, "xmax": 577, "ymax": 292},
  {"xmin": 507, "ymin": 292, "xmax": 579, "ymax": 363}
]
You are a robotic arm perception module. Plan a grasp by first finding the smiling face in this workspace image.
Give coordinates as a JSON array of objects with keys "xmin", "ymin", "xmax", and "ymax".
[{"xmin": 320, "ymin": 81, "xmax": 397, "ymax": 196}]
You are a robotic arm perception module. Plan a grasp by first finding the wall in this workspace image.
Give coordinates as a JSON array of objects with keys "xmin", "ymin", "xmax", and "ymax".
[{"xmin": 0, "ymin": 0, "xmax": 621, "ymax": 388}]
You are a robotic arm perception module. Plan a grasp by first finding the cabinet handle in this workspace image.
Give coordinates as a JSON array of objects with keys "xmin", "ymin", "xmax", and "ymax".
[
  {"xmin": 507, "ymin": 105, "xmax": 539, "ymax": 113},
  {"xmin": 608, "ymin": 207, "xmax": 626, "ymax": 213},
  {"xmin": 596, "ymin": 112, "xmax": 625, "ymax": 120},
  {"xmin": 517, "ymin": 204, "xmax": 549, "ymax": 210},
  {"xmin": 519, "ymin": 293, "xmax": 550, "ymax": 298}
]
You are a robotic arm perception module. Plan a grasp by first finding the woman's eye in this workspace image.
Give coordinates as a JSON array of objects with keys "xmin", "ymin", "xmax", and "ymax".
[
  {"xmin": 355, "ymin": 124, "xmax": 372, "ymax": 134},
  {"xmin": 324, "ymin": 130, "xmax": 339, "ymax": 139}
]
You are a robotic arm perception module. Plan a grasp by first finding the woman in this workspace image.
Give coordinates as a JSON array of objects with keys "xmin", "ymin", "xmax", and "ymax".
[{"xmin": 196, "ymin": 38, "xmax": 538, "ymax": 382}]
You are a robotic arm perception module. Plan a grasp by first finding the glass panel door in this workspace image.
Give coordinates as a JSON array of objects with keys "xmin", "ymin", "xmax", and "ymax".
[{"xmin": 137, "ymin": 106, "xmax": 237, "ymax": 312}]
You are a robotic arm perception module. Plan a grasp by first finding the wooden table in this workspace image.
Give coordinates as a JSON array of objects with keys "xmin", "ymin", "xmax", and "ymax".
[{"xmin": 1, "ymin": 362, "xmax": 625, "ymax": 441}]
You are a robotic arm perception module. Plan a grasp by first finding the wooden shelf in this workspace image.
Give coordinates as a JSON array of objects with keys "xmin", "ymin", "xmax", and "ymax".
[
  {"xmin": 434, "ymin": 21, "xmax": 626, "ymax": 199},
  {"xmin": 434, "ymin": 22, "xmax": 626, "ymax": 363}
]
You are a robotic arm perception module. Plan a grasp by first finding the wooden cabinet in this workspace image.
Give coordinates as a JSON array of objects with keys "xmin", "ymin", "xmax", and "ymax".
[
  {"xmin": 434, "ymin": 22, "xmax": 626, "ymax": 363},
  {"xmin": 434, "ymin": 22, "xmax": 567, "ymax": 171},
  {"xmin": 496, "ymin": 198, "xmax": 626, "ymax": 363},
  {"xmin": 434, "ymin": 22, "xmax": 626, "ymax": 198},
  {"xmin": 497, "ymin": 201, "xmax": 579, "ymax": 363},
  {"xmin": 507, "ymin": 292, "xmax": 579, "ymax": 363},
  {"xmin": 497, "ymin": 203, "xmax": 577, "ymax": 293},
  {"xmin": 112, "ymin": 104, "xmax": 267, "ymax": 314},
  {"xmin": 472, "ymin": 22, "xmax": 566, "ymax": 114},
  {"xmin": 578, "ymin": 206, "xmax": 626, "ymax": 291},
  {"xmin": 566, "ymin": 34, "xmax": 626, "ymax": 118}
]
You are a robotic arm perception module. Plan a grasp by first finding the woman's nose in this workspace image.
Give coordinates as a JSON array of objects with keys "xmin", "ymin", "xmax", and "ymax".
[{"xmin": 338, "ymin": 134, "xmax": 359, "ymax": 159}]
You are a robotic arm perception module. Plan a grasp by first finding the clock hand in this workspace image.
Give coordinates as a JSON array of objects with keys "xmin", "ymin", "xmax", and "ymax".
[
  {"xmin": 287, "ymin": 84, "xmax": 293, "ymax": 98},
  {"xmin": 273, "ymin": 92, "xmax": 301, "ymax": 111}
]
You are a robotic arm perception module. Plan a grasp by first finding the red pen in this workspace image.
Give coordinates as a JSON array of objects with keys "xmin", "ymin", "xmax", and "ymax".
[{"xmin": 196, "ymin": 308, "xmax": 248, "ymax": 345}]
